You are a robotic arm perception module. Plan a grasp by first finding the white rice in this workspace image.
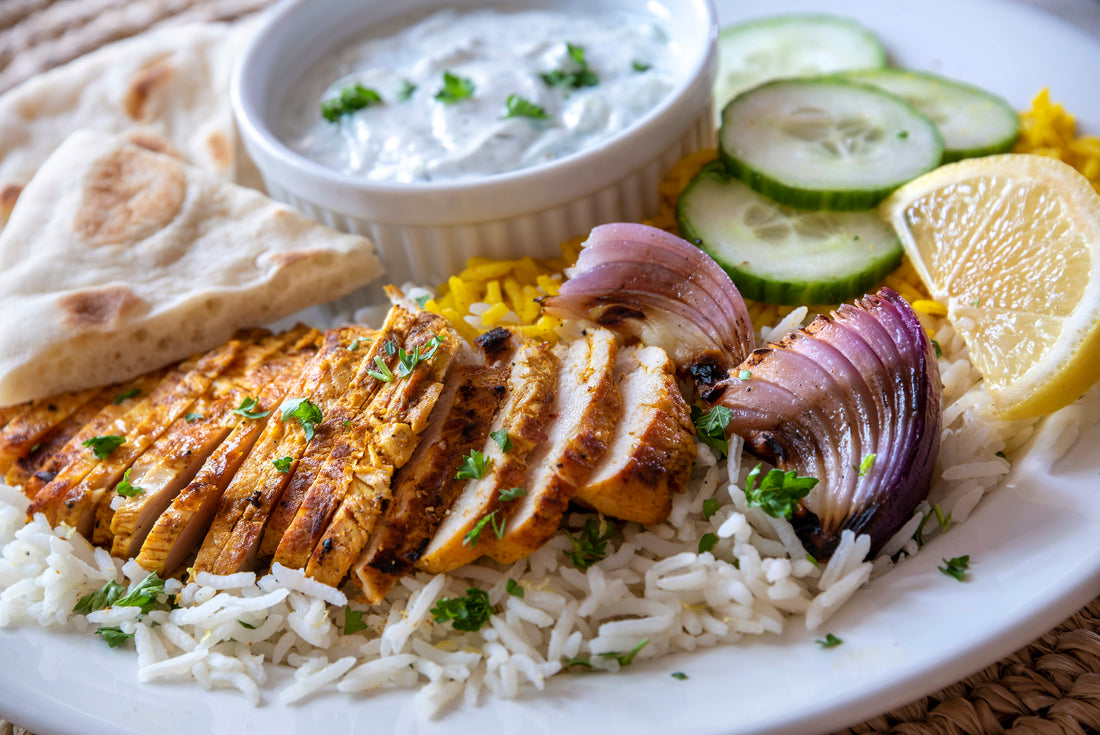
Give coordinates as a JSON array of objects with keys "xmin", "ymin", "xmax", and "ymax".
[{"xmin": 1, "ymin": 308, "xmax": 1097, "ymax": 718}]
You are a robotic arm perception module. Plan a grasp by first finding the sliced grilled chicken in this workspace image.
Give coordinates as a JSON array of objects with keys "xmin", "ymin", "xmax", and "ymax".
[
  {"xmin": 6, "ymin": 388, "xmax": 115, "ymax": 491},
  {"xmin": 0, "ymin": 401, "xmax": 31, "ymax": 430},
  {"xmin": 256, "ymin": 311, "xmax": 416, "ymax": 559},
  {"xmin": 575, "ymin": 345, "xmax": 696, "ymax": 524},
  {"xmin": 136, "ymin": 333, "xmax": 321, "ymax": 575},
  {"xmin": 485, "ymin": 328, "xmax": 620, "ymax": 564},
  {"xmin": 19, "ymin": 371, "xmax": 169, "ymax": 504},
  {"xmin": 0, "ymin": 387, "xmax": 105, "ymax": 475},
  {"xmin": 415, "ymin": 338, "xmax": 557, "ymax": 575},
  {"xmin": 193, "ymin": 325, "xmax": 378, "ymax": 575},
  {"xmin": 300, "ymin": 314, "xmax": 461, "ymax": 587},
  {"xmin": 356, "ymin": 364, "xmax": 508, "ymax": 604},
  {"xmin": 108, "ymin": 328, "xmax": 309, "ymax": 559},
  {"xmin": 48, "ymin": 335, "xmax": 250, "ymax": 540}
]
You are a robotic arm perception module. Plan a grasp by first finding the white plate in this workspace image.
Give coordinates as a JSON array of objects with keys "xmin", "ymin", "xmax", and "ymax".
[{"xmin": 3, "ymin": 1, "xmax": 1100, "ymax": 733}]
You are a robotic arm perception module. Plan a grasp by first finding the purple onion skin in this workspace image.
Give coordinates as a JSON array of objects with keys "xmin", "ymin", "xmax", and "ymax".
[
  {"xmin": 542, "ymin": 224, "xmax": 756, "ymax": 374},
  {"xmin": 707, "ymin": 288, "xmax": 942, "ymax": 559}
]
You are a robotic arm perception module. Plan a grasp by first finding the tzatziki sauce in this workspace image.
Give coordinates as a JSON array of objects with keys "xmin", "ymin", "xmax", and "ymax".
[{"xmin": 281, "ymin": 8, "xmax": 676, "ymax": 183}]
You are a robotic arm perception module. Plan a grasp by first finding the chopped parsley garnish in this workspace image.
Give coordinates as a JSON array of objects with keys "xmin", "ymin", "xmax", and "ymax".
[
  {"xmin": 738, "ymin": 369, "xmax": 752, "ymax": 381},
  {"xmin": 273, "ymin": 456, "xmax": 294, "ymax": 474},
  {"xmin": 897, "ymin": 129, "xmax": 910, "ymax": 140},
  {"xmin": 600, "ymin": 638, "xmax": 648, "ymax": 666},
  {"xmin": 321, "ymin": 83, "xmax": 383, "ymax": 122},
  {"xmin": 184, "ymin": 412, "xmax": 203, "ymax": 423},
  {"xmin": 238, "ymin": 620, "xmax": 257, "ymax": 630},
  {"xmin": 503, "ymin": 93, "xmax": 549, "ymax": 120},
  {"xmin": 671, "ymin": 671, "xmax": 689, "ymax": 680},
  {"xmin": 632, "ymin": 60, "xmax": 651, "ymax": 72},
  {"xmin": 816, "ymin": 633, "xmax": 843, "ymax": 648},
  {"xmin": 463, "ymin": 509, "xmax": 503, "ymax": 546},
  {"xmin": 455, "ymin": 450, "xmax": 490, "ymax": 480},
  {"xmin": 498, "ymin": 487, "xmax": 527, "ymax": 502},
  {"xmin": 231, "ymin": 397, "xmax": 270, "ymax": 420},
  {"xmin": 692, "ymin": 404, "xmax": 732, "ymax": 458},
  {"xmin": 344, "ymin": 607, "xmax": 368, "ymax": 635},
  {"xmin": 347, "ymin": 338, "xmax": 361, "ymax": 352},
  {"xmin": 367, "ymin": 355, "xmax": 395, "ymax": 383},
  {"xmin": 858, "ymin": 453, "xmax": 876, "ymax": 477},
  {"xmin": 434, "ymin": 71, "xmax": 476, "ymax": 103},
  {"xmin": 701, "ymin": 498, "xmax": 720, "ymax": 521},
  {"xmin": 397, "ymin": 79, "xmax": 417, "ymax": 102},
  {"xmin": 743, "ymin": 464, "xmax": 817, "ymax": 520},
  {"xmin": 939, "ymin": 555, "xmax": 969, "ymax": 581},
  {"xmin": 415, "ymin": 293, "xmax": 432, "ymax": 309},
  {"xmin": 83, "ymin": 434, "xmax": 125, "ymax": 460},
  {"xmin": 96, "ymin": 626, "xmax": 133, "ymax": 648},
  {"xmin": 490, "ymin": 429, "xmax": 513, "ymax": 452},
  {"xmin": 430, "ymin": 587, "xmax": 493, "ymax": 632},
  {"xmin": 383, "ymin": 340, "xmax": 397, "ymax": 356},
  {"xmin": 995, "ymin": 450, "xmax": 1006, "ymax": 458},
  {"xmin": 113, "ymin": 387, "xmax": 140, "ymax": 404},
  {"xmin": 562, "ymin": 656, "xmax": 593, "ymax": 669},
  {"xmin": 540, "ymin": 43, "xmax": 599, "ymax": 89},
  {"xmin": 115, "ymin": 468, "xmax": 144, "ymax": 498},
  {"xmin": 74, "ymin": 580, "xmax": 126, "ymax": 614},
  {"xmin": 394, "ymin": 335, "xmax": 444, "ymax": 379},
  {"xmin": 279, "ymin": 398, "xmax": 323, "ymax": 441},
  {"xmin": 115, "ymin": 572, "xmax": 167, "ymax": 614},
  {"xmin": 933, "ymin": 504, "xmax": 952, "ymax": 532},
  {"xmin": 806, "ymin": 552, "xmax": 819, "ymax": 567},
  {"xmin": 932, "ymin": 339, "xmax": 943, "ymax": 358},
  {"xmin": 563, "ymin": 517, "xmax": 618, "ymax": 570},
  {"xmin": 697, "ymin": 532, "xmax": 718, "ymax": 554},
  {"xmin": 505, "ymin": 578, "xmax": 524, "ymax": 598}
]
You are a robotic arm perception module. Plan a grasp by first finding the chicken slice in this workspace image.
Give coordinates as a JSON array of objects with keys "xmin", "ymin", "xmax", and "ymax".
[
  {"xmin": 356, "ymin": 364, "xmax": 508, "ymax": 604},
  {"xmin": 136, "ymin": 333, "xmax": 320, "ymax": 575},
  {"xmin": 39, "ymin": 334, "xmax": 250, "ymax": 540},
  {"xmin": 108, "ymin": 327, "xmax": 310, "ymax": 558},
  {"xmin": 6, "ymin": 388, "xmax": 115, "ymax": 492},
  {"xmin": 485, "ymin": 328, "xmax": 620, "ymax": 564},
  {"xmin": 415, "ymin": 338, "xmax": 557, "ymax": 575},
  {"xmin": 574, "ymin": 345, "xmax": 696, "ymax": 524},
  {"xmin": 20, "ymin": 371, "xmax": 170, "ymax": 505},
  {"xmin": 193, "ymin": 325, "xmax": 378, "ymax": 575},
  {"xmin": 257, "ymin": 309, "xmax": 418, "ymax": 559},
  {"xmin": 299, "ymin": 314, "xmax": 462, "ymax": 587},
  {"xmin": 0, "ymin": 386, "xmax": 106, "ymax": 475},
  {"xmin": 0, "ymin": 401, "xmax": 31, "ymax": 430}
]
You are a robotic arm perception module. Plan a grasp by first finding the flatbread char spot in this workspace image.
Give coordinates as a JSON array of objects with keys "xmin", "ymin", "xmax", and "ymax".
[
  {"xmin": 59, "ymin": 285, "xmax": 145, "ymax": 329},
  {"xmin": 123, "ymin": 56, "xmax": 177, "ymax": 122},
  {"xmin": 73, "ymin": 147, "xmax": 186, "ymax": 246}
]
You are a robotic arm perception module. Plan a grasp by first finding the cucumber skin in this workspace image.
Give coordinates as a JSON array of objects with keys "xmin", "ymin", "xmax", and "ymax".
[
  {"xmin": 719, "ymin": 78, "xmax": 945, "ymax": 212},
  {"xmin": 675, "ymin": 162, "xmax": 904, "ymax": 305},
  {"xmin": 839, "ymin": 68, "xmax": 1021, "ymax": 163}
]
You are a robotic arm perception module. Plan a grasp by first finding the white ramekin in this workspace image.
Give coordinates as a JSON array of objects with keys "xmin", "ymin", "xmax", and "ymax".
[{"xmin": 233, "ymin": 0, "xmax": 717, "ymax": 286}]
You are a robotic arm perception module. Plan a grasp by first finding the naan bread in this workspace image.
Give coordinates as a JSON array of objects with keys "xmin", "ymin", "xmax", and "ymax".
[
  {"xmin": 0, "ymin": 22, "xmax": 248, "ymax": 225},
  {"xmin": 0, "ymin": 130, "xmax": 384, "ymax": 405}
]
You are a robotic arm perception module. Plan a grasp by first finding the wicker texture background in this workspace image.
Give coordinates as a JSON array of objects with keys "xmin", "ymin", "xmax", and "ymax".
[{"xmin": 0, "ymin": 1, "xmax": 1097, "ymax": 733}]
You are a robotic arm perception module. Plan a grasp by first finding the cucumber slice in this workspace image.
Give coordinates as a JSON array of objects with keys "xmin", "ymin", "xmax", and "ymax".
[
  {"xmin": 719, "ymin": 78, "xmax": 944, "ymax": 211},
  {"xmin": 714, "ymin": 14, "xmax": 887, "ymax": 120},
  {"xmin": 676, "ymin": 161, "xmax": 903, "ymax": 305},
  {"xmin": 841, "ymin": 69, "xmax": 1020, "ymax": 162}
]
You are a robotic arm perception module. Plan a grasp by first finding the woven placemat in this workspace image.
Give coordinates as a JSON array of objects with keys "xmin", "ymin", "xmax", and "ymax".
[{"xmin": 0, "ymin": 1, "xmax": 1096, "ymax": 733}]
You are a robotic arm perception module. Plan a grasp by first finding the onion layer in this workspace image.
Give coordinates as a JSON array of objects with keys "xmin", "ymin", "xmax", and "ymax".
[
  {"xmin": 707, "ymin": 288, "xmax": 941, "ymax": 558},
  {"xmin": 541, "ymin": 223, "xmax": 756, "ymax": 376}
]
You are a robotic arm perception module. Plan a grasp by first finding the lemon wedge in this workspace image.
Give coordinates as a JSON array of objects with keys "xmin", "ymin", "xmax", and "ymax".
[{"xmin": 880, "ymin": 154, "xmax": 1100, "ymax": 419}]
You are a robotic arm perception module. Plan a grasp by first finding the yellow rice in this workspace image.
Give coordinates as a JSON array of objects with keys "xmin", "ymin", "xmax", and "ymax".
[{"xmin": 432, "ymin": 89, "xmax": 1099, "ymax": 340}]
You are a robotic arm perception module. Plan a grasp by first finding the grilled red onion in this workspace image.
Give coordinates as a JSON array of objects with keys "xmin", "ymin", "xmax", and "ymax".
[
  {"xmin": 705, "ymin": 288, "xmax": 941, "ymax": 558},
  {"xmin": 541, "ymin": 223, "xmax": 755, "ymax": 378}
]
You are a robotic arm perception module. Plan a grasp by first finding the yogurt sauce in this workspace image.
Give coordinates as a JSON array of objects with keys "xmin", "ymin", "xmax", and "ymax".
[{"xmin": 282, "ymin": 8, "xmax": 676, "ymax": 183}]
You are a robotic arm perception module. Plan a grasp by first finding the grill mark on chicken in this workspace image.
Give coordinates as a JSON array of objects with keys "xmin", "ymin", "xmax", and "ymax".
[
  {"xmin": 415, "ymin": 338, "xmax": 557, "ymax": 575},
  {"xmin": 108, "ymin": 327, "xmax": 310, "ymax": 559},
  {"xmin": 137, "ymin": 334, "xmax": 321, "ymax": 575},
  {"xmin": 194, "ymin": 325, "xmax": 376, "ymax": 575},
  {"xmin": 575, "ymin": 345, "xmax": 696, "ymax": 525},
  {"xmin": 293, "ymin": 312, "xmax": 460, "ymax": 586},
  {"xmin": 356, "ymin": 364, "xmax": 507, "ymax": 604},
  {"xmin": 485, "ymin": 328, "xmax": 620, "ymax": 564},
  {"xmin": 0, "ymin": 386, "xmax": 104, "ymax": 476}
]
